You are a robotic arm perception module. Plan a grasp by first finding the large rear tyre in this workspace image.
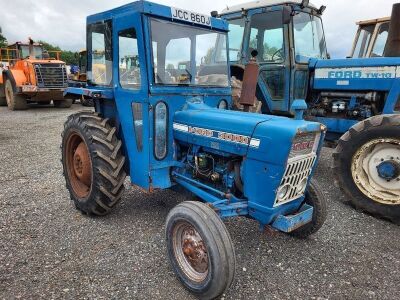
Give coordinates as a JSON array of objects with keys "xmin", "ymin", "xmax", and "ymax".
[
  {"xmin": 61, "ymin": 112, "xmax": 126, "ymax": 216},
  {"xmin": 333, "ymin": 115, "xmax": 400, "ymax": 223},
  {"xmin": 81, "ymin": 97, "xmax": 94, "ymax": 107},
  {"xmin": 5, "ymin": 79, "xmax": 28, "ymax": 110},
  {"xmin": 166, "ymin": 201, "xmax": 236, "ymax": 300},
  {"xmin": 54, "ymin": 99, "xmax": 73, "ymax": 108},
  {"xmin": 289, "ymin": 179, "xmax": 328, "ymax": 238}
]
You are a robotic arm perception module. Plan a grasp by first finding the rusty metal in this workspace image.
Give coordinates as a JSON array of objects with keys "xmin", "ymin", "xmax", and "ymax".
[
  {"xmin": 65, "ymin": 132, "xmax": 92, "ymax": 198},
  {"xmin": 384, "ymin": 3, "xmax": 400, "ymax": 57},
  {"xmin": 172, "ymin": 221, "xmax": 209, "ymax": 283},
  {"xmin": 239, "ymin": 57, "xmax": 259, "ymax": 110}
]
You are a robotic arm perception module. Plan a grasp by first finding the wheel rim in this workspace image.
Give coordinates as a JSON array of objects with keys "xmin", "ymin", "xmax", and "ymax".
[
  {"xmin": 65, "ymin": 132, "xmax": 92, "ymax": 198},
  {"xmin": 5, "ymin": 81, "xmax": 13, "ymax": 106},
  {"xmin": 172, "ymin": 221, "xmax": 209, "ymax": 283},
  {"xmin": 352, "ymin": 138, "xmax": 400, "ymax": 205}
]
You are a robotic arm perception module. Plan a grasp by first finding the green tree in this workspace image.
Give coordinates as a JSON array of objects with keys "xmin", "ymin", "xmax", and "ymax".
[
  {"xmin": 38, "ymin": 40, "xmax": 79, "ymax": 65},
  {"xmin": 0, "ymin": 27, "xmax": 7, "ymax": 48}
]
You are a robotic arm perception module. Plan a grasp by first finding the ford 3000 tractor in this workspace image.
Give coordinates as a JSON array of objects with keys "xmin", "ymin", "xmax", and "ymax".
[
  {"xmin": 61, "ymin": 1, "xmax": 327, "ymax": 298},
  {"xmin": 219, "ymin": 0, "xmax": 400, "ymax": 223}
]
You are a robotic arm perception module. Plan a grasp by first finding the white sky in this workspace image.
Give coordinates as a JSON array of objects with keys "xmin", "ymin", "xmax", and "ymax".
[{"xmin": 0, "ymin": 0, "xmax": 398, "ymax": 58}]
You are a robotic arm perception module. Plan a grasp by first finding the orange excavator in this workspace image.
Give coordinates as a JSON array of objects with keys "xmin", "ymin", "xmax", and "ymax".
[{"xmin": 0, "ymin": 38, "xmax": 72, "ymax": 110}]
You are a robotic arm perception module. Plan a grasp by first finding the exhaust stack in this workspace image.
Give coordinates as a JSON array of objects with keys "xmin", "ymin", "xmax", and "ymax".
[
  {"xmin": 240, "ymin": 50, "xmax": 259, "ymax": 112},
  {"xmin": 384, "ymin": 3, "xmax": 400, "ymax": 57}
]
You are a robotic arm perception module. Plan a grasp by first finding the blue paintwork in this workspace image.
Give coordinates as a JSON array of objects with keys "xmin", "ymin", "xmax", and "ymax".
[
  {"xmin": 376, "ymin": 161, "xmax": 400, "ymax": 180},
  {"xmin": 271, "ymin": 204, "xmax": 313, "ymax": 233},
  {"xmin": 66, "ymin": 0, "xmax": 325, "ymax": 231}
]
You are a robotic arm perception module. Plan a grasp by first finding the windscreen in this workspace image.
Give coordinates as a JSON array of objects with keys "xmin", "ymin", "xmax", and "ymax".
[
  {"xmin": 150, "ymin": 18, "xmax": 229, "ymax": 87},
  {"xmin": 20, "ymin": 45, "xmax": 43, "ymax": 59},
  {"xmin": 293, "ymin": 12, "xmax": 327, "ymax": 62}
]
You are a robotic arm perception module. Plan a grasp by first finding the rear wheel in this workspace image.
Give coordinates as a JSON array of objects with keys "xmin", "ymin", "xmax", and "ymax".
[
  {"xmin": 289, "ymin": 179, "xmax": 328, "ymax": 238},
  {"xmin": 61, "ymin": 112, "xmax": 126, "ymax": 216},
  {"xmin": 5, "ymin": 79, "xmax": 28, "ymax": 110},
  {"xmin": 54, "ymin": 99, "xmax": 73, "ymax": 108},
  {"xmin": 333, "ymin": 115, "xmax": 400, "ymax": 223},
  {"xmin": 166, "ymin": 201, "xmax": 236, "ymax": 299}
]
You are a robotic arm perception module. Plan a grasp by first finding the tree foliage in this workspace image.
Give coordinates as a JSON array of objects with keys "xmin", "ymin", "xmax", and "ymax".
[
  {"xmin": 38, "ymin": 40, "xmax": 79, "ymax": 65},
  {"xmin": 0, "ymin": 27, "xmax": 7, "ymax": 48}
]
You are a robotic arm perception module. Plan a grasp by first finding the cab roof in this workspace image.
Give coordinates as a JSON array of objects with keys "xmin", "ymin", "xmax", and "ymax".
[
  {"xmin": 87, "ymin": 0, "xmax": 228, "ymax": 31},
  {"xmin": 221, "ymin": 0, "xmax": 317, "ymax": 15},
  {"xmin": 356, "ymin": 17, "xmax": 390, "ymax": 26}
]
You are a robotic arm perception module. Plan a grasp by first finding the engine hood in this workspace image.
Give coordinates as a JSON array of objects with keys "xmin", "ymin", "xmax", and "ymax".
[{"xmin": 173, "ymin": 101, "xmax": 322, "ymax": 164}]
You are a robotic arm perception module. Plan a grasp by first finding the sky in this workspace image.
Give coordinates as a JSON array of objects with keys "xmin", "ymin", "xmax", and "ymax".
[{"xmin": 0, "ymin": 0, "xmax": 398, "ymax": 58}]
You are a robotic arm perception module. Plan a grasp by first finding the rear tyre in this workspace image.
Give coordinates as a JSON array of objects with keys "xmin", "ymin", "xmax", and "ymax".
[
  {"xmin": 61, "ymin": 112, "xmax": 126, "ymax": 216},
  {"xmin": 333, "ymin": 115, "xmax": 400, "ymax": 223},
  {"xmin": 166, "ymin": 201, "xmax": 236, "ymax": 300},
  {"xmin": 5, "ymin": 79, "xmax": 28, "ymax": 110},
  {"xmin": 54, "ymin": 99, "xmax": 73, "ymax": 108},
  {"xmin": 289, "ymin": 179, "xmax": 328, "ymax": 238}
]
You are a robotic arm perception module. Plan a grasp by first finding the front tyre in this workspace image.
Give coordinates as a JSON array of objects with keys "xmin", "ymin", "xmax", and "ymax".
[
  {"xmin": 166, "ymin": 201, "xmax": 236, "ymax": 300},
  {"xmin": 61, "ymin": 112, "xmax": 126, "ymax": 216},
  {"xmin": 290, "ymin": 179, "xmax": 327, "ymax": 238},
  {"xmin": 333, "ymin": 115, "xmax": 400, "ymax": 223},
  {"xmin": 5, "ymin": 79, "xmax": 28, "ymax": 110}
]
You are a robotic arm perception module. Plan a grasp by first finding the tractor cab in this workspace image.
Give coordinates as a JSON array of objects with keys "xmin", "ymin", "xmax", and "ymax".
[
  {"xmin": 220, "ymin": 0, "xmax": 328, "ymax": 114},
  {"xmin": 349, "ymin": 17, "xmax": 391, "ymax": 58},
  {"xmin": 0, "ymin": 42, "xmax": 61, "ymax": 64}
]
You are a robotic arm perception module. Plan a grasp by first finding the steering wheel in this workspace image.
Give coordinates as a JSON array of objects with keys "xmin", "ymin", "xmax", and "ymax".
[{"xmin": 272, "ymin": 48, "xmax": 284, "ymax": 61}]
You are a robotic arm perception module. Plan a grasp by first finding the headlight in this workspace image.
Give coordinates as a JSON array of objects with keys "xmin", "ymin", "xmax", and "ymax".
[
  {"xmin": 296, "ymin": 178, "xmax": 308, "ymax": 194},
  {"xmin": 277, "ymin": 184, "xmax": 290, "ymax": 202},
  {"xmin": 218, "ymin": 100, "xmax": 228, "ymax": 110}
]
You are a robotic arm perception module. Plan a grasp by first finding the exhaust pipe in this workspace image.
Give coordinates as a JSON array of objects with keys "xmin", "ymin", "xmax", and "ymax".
[
  {"xmin": 240, "ymin": 50, "xmax": 259, "ymax": 112},
  {"xmin": 28, "ymin": 37, "xmax": 35, "ymax": 58},
  {"xmin": 384, "ymin": 3, "xmax": 400, "ymax": 57}
]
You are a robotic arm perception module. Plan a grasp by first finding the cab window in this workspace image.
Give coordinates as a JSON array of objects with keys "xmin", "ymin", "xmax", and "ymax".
[
  {"xmin": 371, "ymin": 23, "xmax": 389, "ymax": 57},
  {"xmin": 227, "ymin": 18, "xmax": 245, "ymax": 62},
  {"xmin": 353, "ymin": 25, "xmax": 374, "ymax": 58},
  {"xmin": 87, "ymin": 20, "xmax": 113, "ymax": 86},
  {"xmin": 118, "ymin": 28, "xmax": 141, "ymax": 89},
  {"xmin": 249, "ymin": 11, "xmax": 285, "ymax": 63}
]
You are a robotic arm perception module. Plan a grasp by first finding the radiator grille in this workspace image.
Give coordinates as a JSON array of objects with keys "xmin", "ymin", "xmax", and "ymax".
[
  {"xmin": 274, "ymin": 154, "xmax": 317, "ymax": 207},
  {"xmin": 34, "ymin": 63, "xmax": 68, "ymax": 89}
]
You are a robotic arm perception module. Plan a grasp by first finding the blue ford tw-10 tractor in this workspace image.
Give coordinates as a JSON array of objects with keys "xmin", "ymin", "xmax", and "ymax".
[
  {"xmin": 218, "ymin": 0, "xmax": 400, "ymax": 223},
  {"xmin": 61, "ymin": 1, "xmax": 327, "ymax": 298}
]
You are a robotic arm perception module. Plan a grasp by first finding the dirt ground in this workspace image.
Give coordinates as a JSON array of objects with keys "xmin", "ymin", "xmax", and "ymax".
[{"xmin": 0, "ymin": 104, "xmax": 399, "ymax": 299}]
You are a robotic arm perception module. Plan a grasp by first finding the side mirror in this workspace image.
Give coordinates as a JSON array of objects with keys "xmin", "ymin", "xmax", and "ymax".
[{"xmin": 282, "ymin": 6, "xmax": 292, "ymax": 25}]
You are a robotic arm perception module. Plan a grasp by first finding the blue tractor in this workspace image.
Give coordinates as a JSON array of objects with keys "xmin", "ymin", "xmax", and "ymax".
[
  {"xmin": 218, "ymin": 0, "xmax": 400, "ymax": 223},
  {"xmin": 61, "ymin": 1, "xmax": 328, "ymax": 298}
]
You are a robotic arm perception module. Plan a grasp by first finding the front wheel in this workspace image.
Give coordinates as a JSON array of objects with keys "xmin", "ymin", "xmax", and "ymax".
[
  {"xmin": 166, "ymin": 201, "xmax": 236, "ymax": 299},
  {"xmin": 54, "ymin": 99, "xmax": 73, "ymax": 108},
  {"xmin": 333, "ymin": 115, "xmax": 400, "ymax": 223},
  {"xmin": 5, "ymin": 79, "xmax": 28, "ymax": 110},
  {"xmin": 289, "ymin": 179, "xmax": 328, "ymax": 238},
  {"xmin": 61, "ymin": 112, "xmax": 126, "ymax": 216}
]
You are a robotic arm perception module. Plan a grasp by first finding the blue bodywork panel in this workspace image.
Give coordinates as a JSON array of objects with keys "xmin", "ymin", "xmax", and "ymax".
[{"xmin": 65, "ymin": 0, "xmax": 326, "ymax": 231}]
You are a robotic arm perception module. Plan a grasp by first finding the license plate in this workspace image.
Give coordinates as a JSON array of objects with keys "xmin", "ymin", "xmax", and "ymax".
[
  {"xmin": 22, "ymin": 85, "xmax": 38, "ymax": 92},
  {"xmin": 171, "ymin": 7, "xmax": 211, "ymax": 27}
]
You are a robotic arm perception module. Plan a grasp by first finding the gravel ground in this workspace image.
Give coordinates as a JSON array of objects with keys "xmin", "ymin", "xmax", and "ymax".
[{"xmin": 0, "ymin": 104, "xmax": 399, "ymax": 300}]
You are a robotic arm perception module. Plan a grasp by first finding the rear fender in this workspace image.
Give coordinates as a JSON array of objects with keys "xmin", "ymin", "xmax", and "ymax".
[{"xmin": 2, "ymin": 69, "xmax": 27, "ymax": 94}]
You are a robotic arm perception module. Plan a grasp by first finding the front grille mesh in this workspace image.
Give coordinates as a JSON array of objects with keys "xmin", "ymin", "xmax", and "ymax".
[
  {"xmin": 34, "ymin": 63, "xmax": 67, "ymax": 89},
  {"xmin": 274, "ymin": 154, "xmax": 317, "ymax": 206}
]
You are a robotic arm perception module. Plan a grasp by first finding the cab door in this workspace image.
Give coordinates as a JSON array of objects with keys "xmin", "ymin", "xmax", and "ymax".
[
  {"xmin": 246, "ymin": 9, "xmax": 291, "ymax": 113},
  {"xmin": 113, "ymin": 13, "xmax": 151, "ymax": 189}
]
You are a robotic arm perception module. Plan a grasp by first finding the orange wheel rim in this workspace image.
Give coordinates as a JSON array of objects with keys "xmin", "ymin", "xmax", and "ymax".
[{"xmin": 65, "ymin": 132, "xmax": 92, "ymax": 198}]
